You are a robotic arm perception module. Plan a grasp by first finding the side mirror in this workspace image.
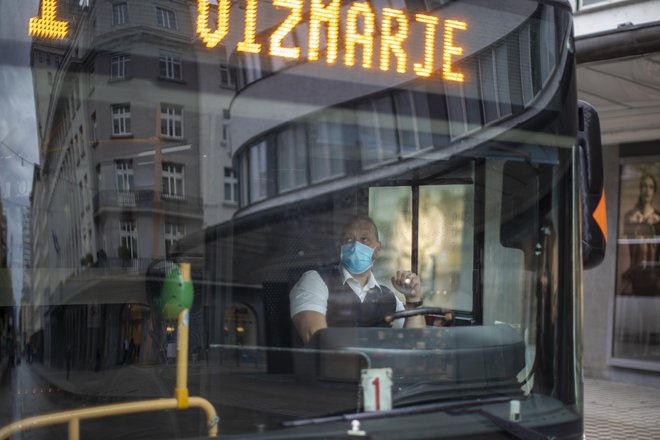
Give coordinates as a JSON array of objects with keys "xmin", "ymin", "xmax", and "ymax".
[{"xmin": 578, "ymin": 101, "xmax": 607, "ymax": 269}]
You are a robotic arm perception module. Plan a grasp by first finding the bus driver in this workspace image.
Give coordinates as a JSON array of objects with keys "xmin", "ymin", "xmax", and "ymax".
[{"xmin": 290, "ymin": 216, "xmax": 426, "ymax": 344}]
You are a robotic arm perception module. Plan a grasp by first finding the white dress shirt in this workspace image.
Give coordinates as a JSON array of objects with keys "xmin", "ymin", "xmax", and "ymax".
[{"xmin": 290, "ymin": 266, "xmax": 405, "ymax": 328}]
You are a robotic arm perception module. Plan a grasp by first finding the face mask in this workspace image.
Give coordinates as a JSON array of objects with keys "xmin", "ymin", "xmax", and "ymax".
[{"xmin": 340, "ymin": 241, "xmax": 374, "ymax": 274}]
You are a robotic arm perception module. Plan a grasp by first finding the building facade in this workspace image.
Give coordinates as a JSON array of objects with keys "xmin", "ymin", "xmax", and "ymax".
[
  {"xmin": 29, "ymin": 0, "xmax": 236, "ymax": 369},
  {"xmin": 573, "ymin": 0, "xmax": 660, "ymax": 386}
]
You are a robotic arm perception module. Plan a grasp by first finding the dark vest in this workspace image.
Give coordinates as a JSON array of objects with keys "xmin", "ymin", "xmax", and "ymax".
[{"xmin": 320, "ymin": 267, "xmax": 397, "ymax": 327}]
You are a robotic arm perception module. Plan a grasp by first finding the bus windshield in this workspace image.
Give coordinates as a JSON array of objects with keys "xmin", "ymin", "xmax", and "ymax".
[{"xmin": 0, "ymin": 0, "xmax": 583, "ymax": 438}]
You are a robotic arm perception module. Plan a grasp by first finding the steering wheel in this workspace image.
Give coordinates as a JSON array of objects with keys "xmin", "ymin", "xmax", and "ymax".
[{"xmin": 384, "ymin": 307, "xmax": 455, "ymax": 326}]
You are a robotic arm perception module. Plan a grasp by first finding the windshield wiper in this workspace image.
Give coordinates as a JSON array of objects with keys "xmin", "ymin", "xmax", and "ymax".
[
  {"xmin": 282, "ymin": 396, "xmax": 512, "ymax": 427},
  {"xmin": 283, "ymin": 397, "xmax": 556, "ymax": 440}
]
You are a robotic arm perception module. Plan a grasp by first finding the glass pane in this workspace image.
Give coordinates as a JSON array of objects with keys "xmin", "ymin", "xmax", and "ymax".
[
  {"xmin": 357, "ymin": 101, "xmax": 380, "ymax": 166},
  {"xmin": 614, "ymin": 162, "xmax": 660, "ymax": 362},
  {"xmin": 394, "ymin": 91, "xmax": 417, "ymax": 153},
  {"xmin": 0, "ymin": 1, "xmax": 585, "ymax": 437},
  {"xmin": 369, "ymin": 186, "xmax": 413, "ymax": 292},
  {"xmin": 310, "ymin": 112, "xmax": 346, "ymax": 182},
  {"xmin": 374, "ymin": 95, "xmax": 398, "ymax": 162},
  {"xmin": 250, "ymin": 142, "xmax": 267, "ymax": 201},
  {"xmin": 419, "ymin": 185, "xmax": 474, "ymax": 311},
  {"xmin": 277, "ymin": 127, "xmax": 307, "ymax": 192}
]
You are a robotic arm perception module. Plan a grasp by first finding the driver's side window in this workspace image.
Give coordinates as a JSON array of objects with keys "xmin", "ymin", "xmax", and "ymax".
[{"xmin": 368, "ymin": 181, "xmax": 475, "ymax": 312}]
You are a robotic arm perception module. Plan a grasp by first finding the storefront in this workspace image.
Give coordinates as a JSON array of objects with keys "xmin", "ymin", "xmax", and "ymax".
[{"xmin": 577, "ymin": 18, "xmax": 660, "ymax": 384}]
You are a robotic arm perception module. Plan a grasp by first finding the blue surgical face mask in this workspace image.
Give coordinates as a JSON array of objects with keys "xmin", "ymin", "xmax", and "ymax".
[{"xmin": 340, "ymin": 241, "xmax": 375, "ymax": 274}]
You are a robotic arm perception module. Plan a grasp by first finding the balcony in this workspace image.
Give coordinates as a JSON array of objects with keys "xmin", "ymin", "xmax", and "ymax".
[{"xmin": 93, "ymin": 189, "xmax": 203, "ymax": 217}]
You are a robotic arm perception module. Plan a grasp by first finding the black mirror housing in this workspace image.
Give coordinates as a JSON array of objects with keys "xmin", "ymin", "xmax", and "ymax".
[{"xmin": 578, "ymin": 101, "xmax": 607, "ymax": 269}]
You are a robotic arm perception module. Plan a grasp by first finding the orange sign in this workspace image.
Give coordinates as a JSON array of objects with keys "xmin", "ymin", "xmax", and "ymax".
[
  {"xmin": 30, "ymin": 0, "xmax": 467, "ymax": 82},
  {"xmin": 197, "ymin": 0, "xmax": 467, "ymax": 82},
  {"xmin": 29, "ymin": 0, "xmax": 68, "ymax": 39}
]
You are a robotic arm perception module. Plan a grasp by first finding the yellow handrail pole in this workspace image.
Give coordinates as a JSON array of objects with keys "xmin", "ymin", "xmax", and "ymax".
[
  {"xmin": 0, "ymin": 397, "xmax": 218, "ymax": 439},
  {"xmin": 176, "ymin": 307, "xmax": 190, "ymax": 408},
  {"xmin": 190, "ymin": 396, "xmax": 219, "ymax": 437},
  {"xmin": 68, "ymin": 418, "xmax": 80, "ymax": 440},
  {"xmin": 175, "ymin": 262, "xmax": 192, "ymax": 409}
]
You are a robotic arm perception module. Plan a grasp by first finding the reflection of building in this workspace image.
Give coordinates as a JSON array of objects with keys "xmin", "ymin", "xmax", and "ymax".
[
  {"xmin": 0, "ymin": 206, "xmax": 6, "ymax": 270},
  {"xmin": 29, "ymin": 0, "xmax": 235, "ymax": 368},
  {"xmin": 574, "ymin": 0, "xmax": 660, "ymax": 386},
  {"xmin": 1, "ymin": 194, "xmax": 16, "ymax": 364},
  {"xmin": 20, "ymin": 206, "xmax": 34, "ymax": 362}
]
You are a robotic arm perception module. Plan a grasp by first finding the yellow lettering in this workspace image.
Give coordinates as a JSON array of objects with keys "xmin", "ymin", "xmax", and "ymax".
[
  {"xmin": 29, "ymin": 0, "xmax": 69, "ymax": 39},
  {"xmin": 237, "ymin": 0, "xmax": 261, "ymax": 54},
  {"xmin": 344, "ymin": 3, "xmax": 375, "ymax": 69},
  {"xmin": 196, "ymin": 0, "xmax": 230, "ymax": 48},
  {"xmin": 380, "ymin": 8, "xmax": 408, "ymax": 73},
  {"xmin": 308, "ymin": 0, "xmax": 340, "ymax": 64},
  {"xmin": 443, "ymin": 19, "xmax": 467, "ymax": 82},
  {"xmin": 270, "ymin": 0, "xmax": 303, "ymax": 59},
  {"xmin": 413, "ymin": 14, "xmax": 438, "ymax": 78}
]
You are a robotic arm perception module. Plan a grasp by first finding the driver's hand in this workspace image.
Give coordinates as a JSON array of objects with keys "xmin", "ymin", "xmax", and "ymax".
[{"xmin": 391, "ymin": 271, "xmax": 422, "ymax": 301}]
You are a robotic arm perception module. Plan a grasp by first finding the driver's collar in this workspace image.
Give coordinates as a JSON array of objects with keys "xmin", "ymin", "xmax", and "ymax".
[{"xmin": 339, "ymin": 265, "xmax": 381, "ymax": 292}]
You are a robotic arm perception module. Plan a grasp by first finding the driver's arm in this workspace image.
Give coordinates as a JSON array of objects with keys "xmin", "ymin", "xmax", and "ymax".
[
  {"xmin": 392, "ymin": 271, "xmax": 426, "ymax": 329},
  {"xmin": 290, "ymin": 270, "xmax": 329, "ymax": 344},
  {"xmin": 403, "ymin": 309, "xmax": 426, "ymax": 328},
  {"xmin": 292, "ymin": 311, "xmax": 327, "ymax": 345}
]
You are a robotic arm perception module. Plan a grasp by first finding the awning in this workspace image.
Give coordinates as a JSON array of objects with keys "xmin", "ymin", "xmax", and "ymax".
[{"xmin": 576, "ymin": 22, "xmax": 660, "ymax": 145}]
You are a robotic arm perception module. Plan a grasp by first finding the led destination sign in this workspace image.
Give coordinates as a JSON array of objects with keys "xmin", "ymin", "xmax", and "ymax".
[{"xmin": 30, "ymin": 0, "xmax": 467, "ymax": 82}]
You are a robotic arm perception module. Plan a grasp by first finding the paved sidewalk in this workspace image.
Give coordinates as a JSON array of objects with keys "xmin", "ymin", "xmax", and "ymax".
[{"xmin": 584, "ymin": 377, "xmax": 660, "ymax": 440}]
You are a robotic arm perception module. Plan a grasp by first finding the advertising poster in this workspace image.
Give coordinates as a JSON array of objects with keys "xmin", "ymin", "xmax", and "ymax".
[{"xmin": 614, "ymin": 160, "xmax": 660, "ymax": 361}]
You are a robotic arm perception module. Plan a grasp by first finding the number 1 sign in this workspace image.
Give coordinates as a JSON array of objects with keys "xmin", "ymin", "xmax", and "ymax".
[{"xmin": 361, "ymin": 368, "xmax": 393, "ymax": 412}]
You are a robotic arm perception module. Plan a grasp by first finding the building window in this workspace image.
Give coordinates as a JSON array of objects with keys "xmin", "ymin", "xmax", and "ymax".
[
  {"xmin": 277, "ymin": 126, "xmax": 308, "ymax": 192},
  {"xmin": 219, "ymin": 47, "xmax": 234, "ymax": 88},
  {"xmin": 159, "ymin": 53, "xmax": 182, "ymax": 80},
  {"xmin": 88, "ymin": 63, "xmax": 95, "ymax": 92},
  {"xmin": 83, "ymin": 174, "xmax": 90, "ymax": 211},
  {"xmin": 156, "ymin": 7, "xmax": 176, "ymax": 29},
  {"xmin": 249, "ymin": 141, "xmax": 268, "ymax": 202},
  {"xmin": 119, "ymin": 219, "xmax": 138, "ymax": 259},
  {"xmin": 221, "ymin": 109, "xmax": 230, "ymax": 146},
  {"xmin": 394, "ymin": 90, "xmax": 434, "ymax": 154},
  {"xmin": 239, "ymin": 154, "xmax": 249, "ymax": 206},
  {"xmin": 357, "ymin": 96, "xmax": 398, "ymax": 168},
  {"xmin": 96, "ymin": 163, "xmax": 102, "ymax": 185},
  {"xmin": 237, "ymin": 52, "xmax": 263, "ymax": 89},
  {"xmin": 115, "ymin": 160, "xmax": 134, "ymax": 192},
  {"xmin": 116, "ymin": 160, "xmax": 135, "ymax": 207},
  {"xmin": 110, "ymin": 54, "xmax": 130, "ymax": 80},
  {"xmin": 111, "ymin": 104, "xmax": 131, "ymax": 136},
  {"xmin": 309, "ymin": 112, "xmax": 347, "ymax": 183},
  {"xmin": 162, "ymin": 162, "xmax": 184, "ymax": 199},
  {"xmin": 90, "ymin": 112, "xmax": 98, "ymax": 142},
  {"xmin": 47, "ymin": 72, "xmax": 53, "ymax": 85},
  {"xmin": 224, "ymin": 167, "xmax": 238, "ymax": 204},
  {"xmin": 112, "ymin": 2, "xmax": 128, "ymax": 25},
  {"xmin": 164, "ymin": 222, "xmax": 185, "ymax": 255},
  {"xmin": 160, "ymin": 104, "xmax": 183, "ymax": 138},
  {"xmin": 579, "ymin": 0, "xmax": 611, "ymax": 8},
  {"xmin": 79, "ymin": 126, "xmax": 85, "ymax": 157}
]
